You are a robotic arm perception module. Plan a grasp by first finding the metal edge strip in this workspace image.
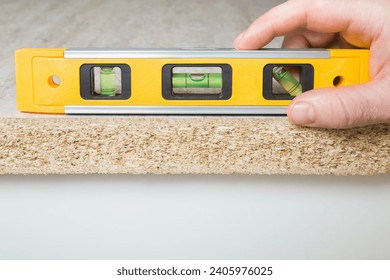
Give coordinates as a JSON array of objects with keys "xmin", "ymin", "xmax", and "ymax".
[
  {"xmin": 64, "ymin": 48, "xmax": 330, "ymax": 59},
  {"xmin": 65, "ymin": 106, "xmax": 288, "ymax": 115}
]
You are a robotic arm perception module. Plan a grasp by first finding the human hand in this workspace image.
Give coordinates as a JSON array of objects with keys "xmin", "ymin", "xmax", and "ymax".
[{"xmin": 234, "ymin": 0, "xmax": 390, "ymax": 129}]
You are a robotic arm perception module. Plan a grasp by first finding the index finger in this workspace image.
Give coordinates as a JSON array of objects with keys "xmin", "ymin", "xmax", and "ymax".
[{"xmin": 234, "ymin": 0, "xmax": 351, "ymax": 49}]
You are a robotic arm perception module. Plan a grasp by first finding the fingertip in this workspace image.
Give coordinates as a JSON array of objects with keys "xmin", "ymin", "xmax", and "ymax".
[
  {"xmin": 233, "ymin": 30, "xmax": 262, "ymax": 50},
  {"xmin": 288, "ymin": 100, "xmax": 316, "ymax": 126},
  {"xmin": 287, "ymin": 86, "xmax": 381, "ymax": 129},
  {"xmin": 234, "ymin": 1, "xmax": 305, "ymax": 50},
  {"xmin": 233, "ymin": 32, "xmax": 246, "ymax": 49},
  {"xmin": 287, "ymin": 92, "xmax": 338, "ymax": 128},
  {"xmin": 287, "ymin": 91, "xmax": 333, "ymax": 128}
]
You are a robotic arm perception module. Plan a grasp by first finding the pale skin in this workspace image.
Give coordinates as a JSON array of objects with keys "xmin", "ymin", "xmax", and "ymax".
[{"xmin": 234, "ymin": 0, "xmax": 390, "ymax": 129}]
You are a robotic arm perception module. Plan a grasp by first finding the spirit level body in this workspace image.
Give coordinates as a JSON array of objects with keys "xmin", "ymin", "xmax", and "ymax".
[{"xmin": 15, "ymin": 48, "xmax": 370, "ymax": 114}]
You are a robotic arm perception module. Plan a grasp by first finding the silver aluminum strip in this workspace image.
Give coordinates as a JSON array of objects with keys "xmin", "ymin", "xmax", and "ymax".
[
  {"xmin": 64, "ymin": 48, "xmax": 330, "ymax": 59},
  {"xmin": 65, "ymin": 106, "xmax": 287, "ymax": 115}
]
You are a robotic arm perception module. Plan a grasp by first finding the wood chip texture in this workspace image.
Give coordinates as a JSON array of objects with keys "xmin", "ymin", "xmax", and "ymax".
[{"xmin": 1, "ymin": 117, "xmax": 389, "ymax": 175}]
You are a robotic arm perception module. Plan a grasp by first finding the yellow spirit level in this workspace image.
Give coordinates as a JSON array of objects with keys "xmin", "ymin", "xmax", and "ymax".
[{"xmin": 15, "ymin": 48, "xmax": 370, "ymax": 115}]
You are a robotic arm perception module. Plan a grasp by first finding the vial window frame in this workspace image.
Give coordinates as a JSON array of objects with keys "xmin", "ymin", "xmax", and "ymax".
[
  {"xmin": 80, "ymin": 64, "xmax": 131, "ymax": 100},
  {"xmin": 263, "ymin": 64, "xmax": 314, "ymax": 100},
  {"xmin": 162, "ymin": 64, "xmax": 232, "ymax": 100}
]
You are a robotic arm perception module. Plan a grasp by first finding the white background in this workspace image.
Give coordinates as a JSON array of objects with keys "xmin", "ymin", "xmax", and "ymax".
[{"xmin": 1, "ymin": 174, "xmax": 389, "ymax": 259}]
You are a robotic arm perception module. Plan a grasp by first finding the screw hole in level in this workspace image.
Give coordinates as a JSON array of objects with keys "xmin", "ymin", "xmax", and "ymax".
[
  {"xmin": 333, "ymin": 76, "xmax": 344, "ymax": 87},
  {"xmin": 48, "ymin": 75, "xmax": 61, "ymax": 88}
]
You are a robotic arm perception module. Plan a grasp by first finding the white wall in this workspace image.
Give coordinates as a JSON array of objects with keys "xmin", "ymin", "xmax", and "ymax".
[{"xmin": 1, "ymin": 174, "xmax": 389, "ymax": 259}]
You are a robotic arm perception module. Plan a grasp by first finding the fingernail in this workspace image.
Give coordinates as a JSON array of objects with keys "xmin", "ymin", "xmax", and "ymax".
[{"xmin": 290, "ymin": 102, "xmax": 316, "ymax": 125}]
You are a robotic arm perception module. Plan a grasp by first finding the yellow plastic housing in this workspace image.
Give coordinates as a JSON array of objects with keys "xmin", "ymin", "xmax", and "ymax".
[{"xmin": 15, "ymin": 48, "xmax": 370, "ymax": 114}]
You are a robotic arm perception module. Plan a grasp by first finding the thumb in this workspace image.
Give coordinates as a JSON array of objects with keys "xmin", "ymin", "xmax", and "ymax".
[{"xmin": 287, "ymin": 81, "xmax": 390, "ymax": 129}]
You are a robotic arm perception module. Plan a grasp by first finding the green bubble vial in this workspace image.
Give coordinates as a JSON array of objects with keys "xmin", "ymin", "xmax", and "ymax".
[
  {"xmin": 172, "ymin": 73, "xmax": 222, "ymax": 89},
  {"xmin": 100, "ymin": 67, "xmax": 116, "ymax": 96},
  {"xmin": 272, "ymin": 67, "xmax": 302, "ymax": 97}
]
